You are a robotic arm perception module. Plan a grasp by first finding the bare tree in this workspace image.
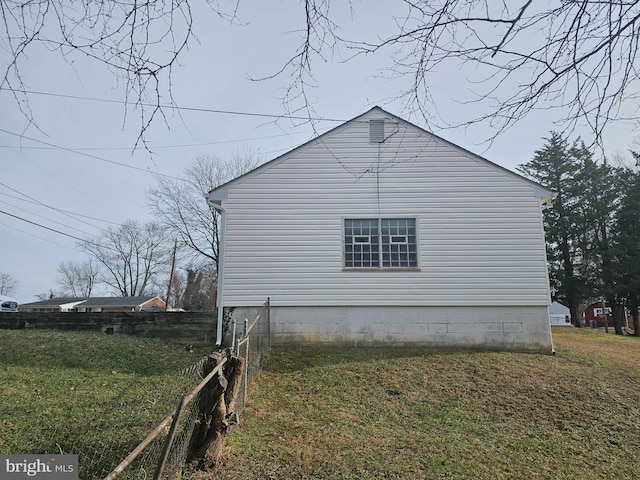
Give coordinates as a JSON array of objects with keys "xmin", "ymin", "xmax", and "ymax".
[
  {"xmin": 0, "ymin": 271, "xmax": 18, "ymax": 296},
  {"xmin": 6, "ymin": 2, "xmax": 637, "ymax": 145},
  {"xmin": 56, "ymin": 260, "xmax": 99, "ymax": 297},
  {"xmin": 147, "ymin": 152, "xmax": 262, "ymax": 271},
  {"xmin": 80, "ymin": 220, "xmax": 170, "ymax": 297},
  {"xmin": 1, "ymin": 1, "xmax": 238, "ymax": 147},
  {"xmin": 276, "ymin": 1, "xmax": 640, "ymax": 144}
]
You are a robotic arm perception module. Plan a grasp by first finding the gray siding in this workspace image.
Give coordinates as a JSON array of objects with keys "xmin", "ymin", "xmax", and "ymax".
[{"xmin": 217, "ymin": 109, "xmax": 551, "ymax": 309}]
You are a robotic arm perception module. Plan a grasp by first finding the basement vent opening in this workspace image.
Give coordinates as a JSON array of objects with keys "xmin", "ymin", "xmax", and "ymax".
[{"xmin": 370, "ymin": 119, "xmax": 385, "ymax": 143}]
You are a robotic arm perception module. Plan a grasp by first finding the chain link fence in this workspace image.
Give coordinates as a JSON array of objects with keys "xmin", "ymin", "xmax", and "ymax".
[
  {"xmin": 104, "ymin": 299, "xmax": 271, "ymax": 479},
  {"xmin": 230, "ymin": 299, "xmax": 272, "ymax": 418},
  {"xmin": 26, "ymin": 355, "xmax": 208, "ymax": 479},
  {"xmin": 16, "ymin": 300, "xmax": 271, "ymax": 479},
  {"xmin": 104, "ymin": 353, "xmax": 234, "ymax": 479}
]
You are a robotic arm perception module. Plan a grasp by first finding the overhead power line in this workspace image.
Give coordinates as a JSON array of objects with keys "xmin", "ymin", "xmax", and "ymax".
[
  {"xmin": 0, "ymin": 209, "xmax": 117, "ymax": 252},
  {"xmin": 0, "ymin": 87, "xmax": 347, "ymax": 123},
  {"xmin": 0, "ymin": 198, "xmax": 97, "ymax": 237},
  {"xmin": 0, "ymin": 130, "xmax": 312, "ymax": 152},
  {"xmin": 0, "ymin": 128, "xmax": 178, "ymax": 180},
  {"xmin": 0, "ymin": 220, "xmax": 73, "ymax": 249},
  {"xmin": 1, "ymin": 209, "xmax": 89, "ymax": 243},
  {"xmin": 0, "ymin": 182, "xmax": 119, "ymax": 227}
]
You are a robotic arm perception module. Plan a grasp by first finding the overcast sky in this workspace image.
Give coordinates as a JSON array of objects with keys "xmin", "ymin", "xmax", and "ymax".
[{"xmin": 1, "ymin": 2, "xmax": 638, "ymax": 303}]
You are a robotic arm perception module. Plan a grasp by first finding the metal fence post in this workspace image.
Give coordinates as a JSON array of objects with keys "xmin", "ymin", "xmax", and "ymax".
[
  {"xmin": 153, "ymin": 394, "xmax": 186, "ymax": 480},
  {"xmin": 231, "ymin": 318, "xmax": 237, "ymax": 351},
  {"xmin": 267, "ymin": 297, "xmax": 271, "ymax": 344},
  {"xmin": 243, "ymin": 318, "xmax": 249, "ymax": 404}
]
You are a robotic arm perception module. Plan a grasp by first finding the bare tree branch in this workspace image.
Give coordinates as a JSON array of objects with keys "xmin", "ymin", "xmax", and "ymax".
[
  {"xmin": 79, "ymin": 219, "xmax": 170, "ymax": 296},
  {"xmin": 276, "ymin": 0, "xmax": 640, "ymax": 146},
  {"xmin": 146, "ymin": 152, "xmax": 263, "ymax": 272},
  {"xmin": 0, "ymin": 0, "xmax": 239, "ymax": 149},
  {"xmin": 56, "ymin": 259, "xmax": 99, "ymax": 297},
  {"xmin": 4, "ymin": 1, "xmax": 638, "ymax": 147},
  {"xmin": 0, "ymin": 270, "xmax": 18, "ymax": 296}
]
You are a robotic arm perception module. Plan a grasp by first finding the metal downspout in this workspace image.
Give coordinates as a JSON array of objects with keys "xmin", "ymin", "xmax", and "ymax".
[{"xmin": 207, "ymin": 198, "xmax": 226, "ymax": 347}]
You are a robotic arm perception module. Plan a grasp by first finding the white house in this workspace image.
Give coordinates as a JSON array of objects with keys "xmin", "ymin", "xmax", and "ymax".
[
  {"xmin": 19, "ymin": 296, "xmax": 166, "ymax": 313},
  {"xmin": 18, "ymin": 297, "xmax": 85, "ymax": 312},
  {"xmin": 208, "ymin": 107, "xmax": 555, "ymax": 353},
  {"xmin": 549, "ymin": 301, "xmax": 571, "ymax": 326}
]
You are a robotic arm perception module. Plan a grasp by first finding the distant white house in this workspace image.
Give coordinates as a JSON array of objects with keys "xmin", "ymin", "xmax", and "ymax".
[
  {"xmin": 19, "ymin": 296, "xmax": 165, "ymax": 313},
  {"xmin": 549, "ymin": 301, "xmax": 571, "ymax": 326},
  {"xmin": 18, "ymin": 297, "xmax": 85, "ymax": 312},
  {"xmin": 74, "ymin": 296, "xmax": 165, "ymax": 313},
  {"xmin": 207, "ymin": 107, "xmax": 555, "ymax": 353}
]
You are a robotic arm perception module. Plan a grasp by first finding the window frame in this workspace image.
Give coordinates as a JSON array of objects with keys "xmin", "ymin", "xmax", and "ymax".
[{"xmin": 343, "ymin": 217, "xmax": 420, "ymax": 270}]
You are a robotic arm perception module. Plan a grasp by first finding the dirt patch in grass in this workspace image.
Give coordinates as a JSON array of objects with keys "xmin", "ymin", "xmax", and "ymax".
[{"xmin": 207, "ymin": 328, "xmax": 640, "ymax": 480}]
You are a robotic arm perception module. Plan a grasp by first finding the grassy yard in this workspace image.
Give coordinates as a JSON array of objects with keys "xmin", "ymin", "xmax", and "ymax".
[
  {"xmin": 0, "ymin": 329, "xmax": 211, "ymax": 478},
  {"xmin": 212, "ymin": 328, "xmax": 640, "ymax": 480},
  {"xmin": 2, "ymin": 328, "xmax": 639, "ymax": 479}
]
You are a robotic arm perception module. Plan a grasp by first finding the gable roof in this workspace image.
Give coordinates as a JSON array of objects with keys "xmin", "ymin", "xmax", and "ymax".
[
  {"xmin": 20, "ymin": 297, "xmax": 85, "ymax": 307},
  {"xmin": 549, "ymin": 301, "xmax": 570, "ymax": 315},
  {"xmin": 80, "ymin": 296, "xmax": 162, "ymax": 308},
  {"xmin": 20, "ymin": 296, "xmax": 163, "ymax": 308},
  {"xmin": 208, "ymin": 106, "xmax": 553, "ymax": 203}
]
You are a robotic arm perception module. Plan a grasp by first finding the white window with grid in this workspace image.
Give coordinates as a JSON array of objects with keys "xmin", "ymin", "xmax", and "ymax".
[{"xmin": 344, "ymin": 218, "xmax": 418, "ymax": 269}]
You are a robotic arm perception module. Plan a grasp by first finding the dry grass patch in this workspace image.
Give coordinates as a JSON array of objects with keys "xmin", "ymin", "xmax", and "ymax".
[{"xmin": 210, "ymin": 328, "xmax": 640, "ymax": 480}]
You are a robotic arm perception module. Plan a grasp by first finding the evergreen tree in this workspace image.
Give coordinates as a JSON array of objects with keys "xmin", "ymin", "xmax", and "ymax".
[
  {"xmin": 182, "ymin": 267, "xmax": 215, "ymax": 312},
  {"xmin": 572, "ymin": 144, "xmax": 625, "ymax": 333},
  {"xmin": 614, "ymin": 155, "xmax": 640, "ymax": 335},
  {"xmin": 518, "ymin": 133, "xmax": 585, "ymax": 325}
]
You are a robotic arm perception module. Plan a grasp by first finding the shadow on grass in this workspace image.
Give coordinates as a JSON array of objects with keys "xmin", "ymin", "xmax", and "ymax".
[{"xmin": 262, "ymin": 346, "xmax": 495, "ymax": 374}]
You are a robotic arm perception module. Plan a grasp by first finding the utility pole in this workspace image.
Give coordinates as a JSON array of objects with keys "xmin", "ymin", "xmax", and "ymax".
[{"xmin": 165, "ymin": 239, "xmax": 178, "ymax": 309}]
